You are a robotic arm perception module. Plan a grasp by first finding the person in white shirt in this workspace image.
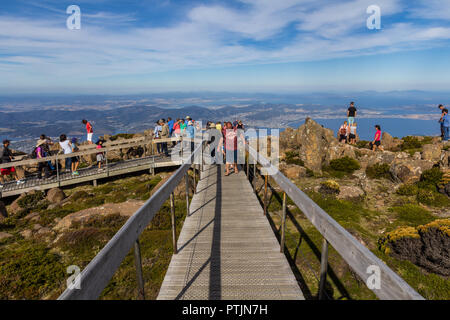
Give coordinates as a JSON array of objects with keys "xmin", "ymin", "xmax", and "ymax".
[{"xmin": 59, "ymin": 134, "xmax": 73, "ymax": 172}]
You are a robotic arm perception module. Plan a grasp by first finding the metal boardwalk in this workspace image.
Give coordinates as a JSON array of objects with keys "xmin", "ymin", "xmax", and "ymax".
[{"xmin": 157, "ymin": 164, "xmax": 304, "ymax": 300}]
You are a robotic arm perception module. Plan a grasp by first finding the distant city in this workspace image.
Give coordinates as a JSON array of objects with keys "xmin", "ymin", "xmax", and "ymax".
[{"xmin": 1, "ymin": 91, "xmax": 448, "ymax": 152}]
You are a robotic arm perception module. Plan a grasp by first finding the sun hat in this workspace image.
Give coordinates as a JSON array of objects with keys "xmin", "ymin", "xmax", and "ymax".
[
  {"xmin": 36, "ymin": 139, "xmax": 46, "ymax": 148},
  {"xmin": 186, "ymin": 116, "xmax": 192, "ymax": 120}
]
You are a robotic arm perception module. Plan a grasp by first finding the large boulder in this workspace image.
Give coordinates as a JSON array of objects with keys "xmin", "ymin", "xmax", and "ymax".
[
  {"xmin": 46, "ymin": 188, "xmax": 66, "ymax": 203},
  {"xmin": 421, "ymin": 144, "xmax": 442, "ymax": 162},
  {"xmin": 390, "ymin": 159, "xmax": 434, "ymax": 184},
  {"xmin": 382, "ymin": 132, "xmax": 402, "ymax": 151},
  {"xmin": 336, "ymin": 185, "xmax": 364, "ymax": 200},
  {"xmin": 9, "ymin": 193, "xmax": 26, "ymax": 214},
  {"xmin": 280, "ymin": 118, "xmax": 337, "ymax": 172},
  {"xmin": 53, "ymin": 200, "xmax": 144, "ymax": 231},
  {"xmin": 283, "ymin": 164, "xmax": 307, "ymax": 180}
]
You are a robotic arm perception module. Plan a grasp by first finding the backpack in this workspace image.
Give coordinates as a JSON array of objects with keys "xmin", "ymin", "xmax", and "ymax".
[
  {"xmin": 339, "ymin": 126, "xmax": 347, "ymax": 135},
  {"xmin": 31, "ymin": 147, "xmax": 38, "ymax": 159}
]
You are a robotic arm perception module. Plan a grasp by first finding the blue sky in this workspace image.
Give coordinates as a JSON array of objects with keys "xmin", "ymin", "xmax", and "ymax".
[{"xmin": 1, "ymin": 0, "xmax": 450, "ymax": 94}]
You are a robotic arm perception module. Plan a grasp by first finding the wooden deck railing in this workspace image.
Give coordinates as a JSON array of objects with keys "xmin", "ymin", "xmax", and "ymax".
[
  {"xmin": 58, "ymin": 140, "xmax": 205, "ymax": 300},
  {"xmin": 245, "ymin": 144, "xmax": 424, "ymax": 300}
]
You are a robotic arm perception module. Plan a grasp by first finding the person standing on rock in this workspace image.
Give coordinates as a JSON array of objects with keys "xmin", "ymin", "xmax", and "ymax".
[
  {"xmin": 370, "ymin": 125, "xmax": 384, "ymax": 151},
  {"xmin": 347, "ymin": 102, "xmax": 357, "ymax": 126},
  {"xmin": 349, "ymin": 122, "xmax": 357, "ymax": 145},
  {"xmin": 338, "ymin": 121, "xmax": 349, "ymax": 143},
  {"xmin": 443, "ymin": 108, "xmax": 449, "ymax": 141},
  {"xmin": 0, "ymin": 140, "xmax": 25, "ymax": 187},
  {"xmin": 82, "ymin": 119, "xmax": 94, "ymax": 144},
  {"xmin": 439, "ymin": 104, "xmax": 445, "ymax": 139}
]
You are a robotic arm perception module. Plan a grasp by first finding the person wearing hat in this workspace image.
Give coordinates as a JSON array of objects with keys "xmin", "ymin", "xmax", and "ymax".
[{"xmin": 35, "ymin": 139, "xmax": 50, "ymax": 179}]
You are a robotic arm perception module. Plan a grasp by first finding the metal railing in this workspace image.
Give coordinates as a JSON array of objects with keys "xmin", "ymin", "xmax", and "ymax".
[
  {"xmin": 0, "ymin": 136, "xmax": 184, "ymax": 197},
  {"xmin": 245, "ymin": 144, "xmax": 424, "ymax": 300},
  {"xmin": 58, "ymin": 140, "xmax": 204, "ymax": 300}
]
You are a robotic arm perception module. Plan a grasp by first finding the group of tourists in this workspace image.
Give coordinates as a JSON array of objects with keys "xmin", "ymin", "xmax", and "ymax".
[
  {"xmin": 338, "ymin": 102, "xmax": 383, "ymax": 151},
  {"xmin": 0, "ymin": 119, "xmax": 106, "ymax": 188},
  {"xmin": 153, "ymin": 116, "xmax": 198, "ymax": 156}
]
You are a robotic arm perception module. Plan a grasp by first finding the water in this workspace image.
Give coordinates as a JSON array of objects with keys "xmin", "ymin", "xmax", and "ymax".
[{"xmin": 288, "ymin": 118, "xmax": 440, "ymax": 141}]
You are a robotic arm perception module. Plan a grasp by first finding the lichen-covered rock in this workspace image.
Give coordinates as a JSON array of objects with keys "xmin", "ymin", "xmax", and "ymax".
[
  {"xmin": 280, "ymin": 118, "xmax": 337, "ymax": 172},
  {"xmin": 421, "ymin": 144, "xmax": 442, "ymax": 162},
  {"xmin": 382, "ymin": 132, "xmax": 402, "ymax": 151},
  {"xmin": 336, "ymin": 186, "xmax": 364, "ymax": 200},
  {"xmin": 319, "ymin": 180, "xmax": 340, "ymax": 195},
  {"xmin": 283, "ymin": 164, "xmax": 307, "ymax": 180},
  {"xmin": 378, "ymin": 219, "xmax": 450, "ymax": 276},
  {"xmin": 390, "ymin": 159, "xmax": 434, "ymax": 184}
]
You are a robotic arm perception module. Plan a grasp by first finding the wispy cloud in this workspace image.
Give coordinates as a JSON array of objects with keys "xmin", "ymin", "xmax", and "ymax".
[{"xmin": 0, "ymin": 0, "xmax": 450, "ymax": 92}]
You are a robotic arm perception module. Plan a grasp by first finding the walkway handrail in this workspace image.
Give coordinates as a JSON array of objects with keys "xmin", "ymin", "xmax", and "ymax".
[
  {"xmin": 0, "ymin": 136, "xmax": 182, "ymax": 169},
  {"xmin": 246, "ymin": 144, "xmax": 424, "ymax": 300},
  {"xmin": 58, "ymin": 141, "xmax": 204, "ymax": 300}
]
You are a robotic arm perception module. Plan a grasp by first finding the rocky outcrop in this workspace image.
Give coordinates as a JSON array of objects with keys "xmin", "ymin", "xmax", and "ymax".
[
  {"xmin": 336, "ymin": 186, "xmax": 365, "ymax": 200},
  {"xmin": 280, "ymin": 118, "xmax": 338, "ymax": 172},
  {"xmin": 282, "ymin": 164, "xmax": 307, "ymax": 180},
  {"xmin": 46, "ymin": 188, "xmax": 66, "ymax": 203},
  {"xmin": 382, "ymin": 132, "xmax": 402, "ymax": 151},
  {"xmin": 421, "ymin": 144, "xmax": 442, "ymax": 162},
  {"xmin": 390, "ymin": 159, "xmax": 434, "ymax": 184},
  {"xmin": 53, "ymin": 200, "xmax": 144, "ymax": 231}
]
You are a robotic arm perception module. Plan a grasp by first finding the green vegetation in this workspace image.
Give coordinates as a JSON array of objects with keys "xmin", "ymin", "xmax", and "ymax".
[
  {"xmin": 284, "ymin": 151, "xmax": 304, "ymax": 166},
  {"xmin": 396, "ymin": 184, "xmax": 419, "ymax": 196},
  {"xmin": 356, "ymin": 140, "xmax": 370, "ymax": 149},
  {"xmin": 389, "ymin": 204, "xmax": 436, "ymax": 227},
  {"xmin": 365, "ymin": 163, "xmax": 391, "ymax": 180},
  {"xmin": 319, "ymin": 180, "xmax": 340, "ymax": 195},
  {"xmin": 0, "ymin": 242, "xmax": 66, "ymax": 299},
  {"xmin": 400, "ymin": 136, "xmax": 433, "ymax": 156},
  {"xmin": 0, "ymin": 171, "xmax": 192, "ymax": 300},
  {"xmin": 323, "ymin": 157, "xmax": 360, "ymax": 178}
]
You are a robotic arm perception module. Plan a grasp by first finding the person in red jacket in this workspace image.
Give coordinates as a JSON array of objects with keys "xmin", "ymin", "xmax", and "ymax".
[{"xmin": 82, "ymin": 119, "xmax": 94, "ymax": 144}]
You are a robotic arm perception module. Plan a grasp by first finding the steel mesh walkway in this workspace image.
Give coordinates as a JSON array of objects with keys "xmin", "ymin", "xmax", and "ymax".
[{"xmin": 157, "ymin": 164, "xmax": 304, "ymax": 300}]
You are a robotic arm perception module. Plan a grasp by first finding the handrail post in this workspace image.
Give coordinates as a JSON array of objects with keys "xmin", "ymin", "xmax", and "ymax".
[
  {"xmin": 133, "ymin": 239, "xmax": 145, "ymax": 300},
  {"xmin": 280, "ymin": 192, "xmax": 287, "ymax": 253},
  {"xmin": 170, "ymin": 192, "xmax": 178, "ymax": 254},
  {"xmin": 105, "ymin": 149, "xmax": 109, "ymax": 177},
  {"xmin": 185, "ymin": 172, "xmax": 190, "ymax": 216},
  {"xmin": 318, "ymin": 238, "xmax": 329, "ymax": 300},
  {"xmin": 246, "ymin": 153, "xmax": 249, "ymax": 178},
  {"xmin": 56, "ymin": 154, "xmax": 60, "ymax": 187},
  {"xmin": 193, "ymin": 166, "xmax": 197, "ymax": 194},
  {"xmin": 263, "ymin": 174, "xmax": 268, "ymax": 216}
]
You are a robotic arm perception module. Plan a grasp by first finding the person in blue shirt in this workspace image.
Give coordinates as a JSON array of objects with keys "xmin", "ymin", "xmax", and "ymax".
[
  {"xmin": 167, "ymin": 117, "xmax": 174, "ymax": 137},
  {"xmin": 185, "ymin": 120, "xmax": 196, "ymax": 151},
  {"xmin": 443, "ymin": 108, "xmax": 449, "ymax": 141}
]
